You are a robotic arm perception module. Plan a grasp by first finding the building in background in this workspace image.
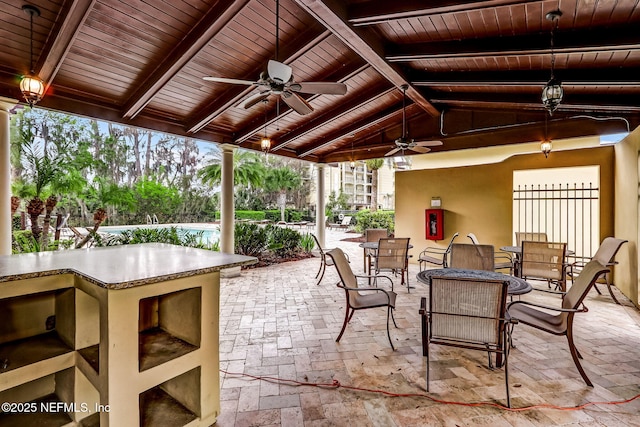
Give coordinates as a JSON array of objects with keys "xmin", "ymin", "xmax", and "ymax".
[{"xmin": 308, "ymin": 157, "xmax": 409, "ymax": 213}]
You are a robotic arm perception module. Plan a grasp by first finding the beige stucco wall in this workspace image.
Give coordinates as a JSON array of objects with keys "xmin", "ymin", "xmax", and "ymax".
[
  {"xmin": 613, "ymin": 128, "xmax": 640, "ymax": 305},
  {"xmin": 395, "ymin": 145, "xmax": 637, "ymax": 304}
]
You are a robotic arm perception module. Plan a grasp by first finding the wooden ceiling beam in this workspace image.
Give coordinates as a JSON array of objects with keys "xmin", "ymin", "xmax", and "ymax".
[
  {"xmin": 297, "ymin": 102, "xmax": 407, "ymax": 158},
  {"xmin": 235, "ymin": 62, "xmax": 369, "ymax": 145},
  {"xmin": 348, "ymin": 0, "xmax": 540, "ymax": 26},
  {"xmin": 37, "ymin": 0, "xmax": 96, "ymax": 84},
  {"xmin": 186, "ymin": 27, "xmax": 332, "ymax": 134},
  {"xmin": 412, "ymin": 68, "xmax": 640, "ymax": 87},
  {"xmin": 430, "ymin": 93, "xmax": 640, "ymax": 113},
  {"xmin": 387, "ymin": 25, "xmax": 640, "ymax": 62},
  {"xmin": 271, "ymin": 83, "xmax": 396, "ymax": 151},
  {"xmin": 121, "ymin": 0, "xmax": 250, "ymax": 120},
  {"xmin": 31, "ymin": 85, "xmax": 230, "ymax": 143},
  {"xmin": 294, "ymin": 0, "xmax": 439, "ymax": 116}
]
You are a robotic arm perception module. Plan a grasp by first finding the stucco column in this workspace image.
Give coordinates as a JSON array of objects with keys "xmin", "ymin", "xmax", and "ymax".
[
  {"xmin": 315, "ymin": 164, "xmax": 326, "ymax": 247},
  {"xmin": 219, "ymin": 144, "xmax": 235, "ymax": 254},
  {"xmin": 0, "ymin": 97, "xmax": 17, "ymax": 256}
]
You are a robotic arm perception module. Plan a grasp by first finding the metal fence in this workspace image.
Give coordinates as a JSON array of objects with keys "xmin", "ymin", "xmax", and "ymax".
[{"xmin": 513, "ymin": 183, "xmax": 599, "ymax": 259}]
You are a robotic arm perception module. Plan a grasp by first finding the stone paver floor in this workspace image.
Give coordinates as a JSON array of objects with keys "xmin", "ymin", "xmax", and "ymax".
[{"xmin": 218, "ymin": 229, "xmax": 640, "ymax": 426}]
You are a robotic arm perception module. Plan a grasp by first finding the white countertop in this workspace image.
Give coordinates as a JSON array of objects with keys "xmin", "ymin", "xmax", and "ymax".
[{"xmin": 0, "ymin": 243, "xmax": 257, "ymax": 289}]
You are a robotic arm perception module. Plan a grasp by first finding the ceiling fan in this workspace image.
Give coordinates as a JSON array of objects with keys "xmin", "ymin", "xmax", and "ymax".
[
  {"xmin": 202, "ymin": 0, "xmax": 347, "ymax": 115},
  {"xmin": 385, "ymin": 85, "xmax": 443, "ymax": 156}
]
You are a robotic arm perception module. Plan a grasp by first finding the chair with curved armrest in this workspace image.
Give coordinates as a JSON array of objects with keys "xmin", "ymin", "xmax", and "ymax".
[
  {"xmin": 508, "ymin": 260, "xmax": 608, "ymax": 386},
  {"xmin": 326, "ymin": 248, "xmax": 398, "ymax": 350},
  {"xmin": 311, "ymin": 234, "xmax": 349, "ymax": 286},
  {"xmin": 420, "ymin": 276, "xmax": 514, "ymax": 407},
  {"xmin": 418, "ymin": 232, "xmax": 459, "ymax": 271},
  {"xmin": 570, "ymin": 237, "xmax": 628, "ymax": 304},
  {"xmin": 467, "ymin": 233, "xmax": 513, "ymax": 274}
]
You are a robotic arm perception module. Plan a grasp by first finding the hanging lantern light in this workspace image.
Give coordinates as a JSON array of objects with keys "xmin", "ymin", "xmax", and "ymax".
[
  {"xmin": 20, "ymin": 5, "xmax": 45, "ymax": 107},
  {"xmin": 261, "ymin": 136, "xmax": 271, "ymax": 154},
  {"xmin": 260, "ymin": 100, "xmax": 270, "ymax": 154},
  {"xmin": 541, "ymin": 10, "xmax": 562, "ymax": 115},
  {"xmin": 540, "ymin": 140, "xmax": 552, "ymax": 158}
]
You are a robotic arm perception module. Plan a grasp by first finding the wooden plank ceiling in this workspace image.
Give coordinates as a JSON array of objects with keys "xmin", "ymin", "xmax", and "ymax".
[{"xmin": 1, "ymin": 0, "xmax": 638, "ymax": 163}]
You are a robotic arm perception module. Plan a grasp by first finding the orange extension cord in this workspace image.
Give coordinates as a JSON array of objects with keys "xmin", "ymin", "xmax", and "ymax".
[{"xmin": 220, "ymin": 369, "xmax": 640, "ymax": 412}]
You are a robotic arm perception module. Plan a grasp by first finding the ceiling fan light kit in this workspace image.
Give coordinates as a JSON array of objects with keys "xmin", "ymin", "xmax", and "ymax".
[
  {"xmin": 202, "ymin": 0, "xmax": 346, "ymax": 117},
  {"xmin": 384, "ymin": 85, "xmax": 442, "ymax": 156}
]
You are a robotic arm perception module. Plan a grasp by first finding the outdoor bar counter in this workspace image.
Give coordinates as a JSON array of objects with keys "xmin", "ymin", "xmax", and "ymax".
[{"xmin": 0, "ymin": 243, "xmax": 257, "ymax": 427}]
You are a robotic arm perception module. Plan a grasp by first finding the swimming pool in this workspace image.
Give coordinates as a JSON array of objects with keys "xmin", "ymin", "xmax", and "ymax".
[{"xmin": 99, "ymin": 223, "xmax": 220, "ymax": 246}]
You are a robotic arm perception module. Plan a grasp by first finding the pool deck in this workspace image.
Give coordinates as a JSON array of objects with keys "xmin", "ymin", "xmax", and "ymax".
[{"xmin": 217, "ymin": 228, "xmax": 640, "ymax": 426}]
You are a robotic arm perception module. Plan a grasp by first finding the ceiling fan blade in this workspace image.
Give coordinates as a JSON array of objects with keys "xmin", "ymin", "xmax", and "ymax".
[
  {"xmin": 414, "ymin": 140, "xmax": 444, "ymax": 147},
  {"xmin": 409, "ymin": 146, "xmax": 431, "ymax": 154},
  {"xmin": 290, "ymin": 82, "xmax": 347, "ymax": 95},
  {"xmin": 203, "ymin": 76, "xmax": 256, "ymax": 86},
  {"xmin": 243, "ymin": 91, "xmax": 270, "ymax": 109},
  {"xmin": 268, "ymin": 60, "xmax": 293, "ymax": 84},
  {"xmin": 385, "ymin": 147, "xmax": 402, "ymax": 156},
  {"xmin": 281, "ymin": 91, "xmax": 313, "ymax": 115}
]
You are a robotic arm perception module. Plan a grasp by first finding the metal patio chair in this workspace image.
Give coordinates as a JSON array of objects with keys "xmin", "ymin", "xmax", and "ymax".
[
  {"xmin": 418, "ymin": 232, "xmax": 459, "ymax": 270},
  {"xmin": 326, "ymin": 248, "xmax": 398, "ymax": 350},
  {"xmin": 508, "ymin": 259, "xmax": 609, "ymax": 386}
]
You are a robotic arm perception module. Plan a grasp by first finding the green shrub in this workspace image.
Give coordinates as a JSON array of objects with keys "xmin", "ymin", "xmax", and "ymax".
[
  {"xmin": 263, "ymin": 209, "xmax": 306, "ymax": 222},
  {"xmin": 288, "ymin": 210, "xmax": 303, "ymax": 222},
  {"xmin": 12, "ymin": 230, "xmax": 40, "ymax": 253},
  {"xmin": 97, "ymin": 226, "xmax": 208, "ymax": 249},
  {"xmin": 300, "ymin": 233, "xmax": 315, "ymax": 253},
  {"xmin": 263, "ymin": 210, "xmax": 279, "ymax": 222},
  {"xmin": 354, "ymin": 210, "xmax": 395, "ymax": 234},
  {"xmin": 265, "ymin": 224, "xmax": 301, "ymax": 257},
  {"xmin": 236, "ymin": 210, "xmax": 266, "ymax": 221},
  {"xmin": 234, "ymin": 222, "xmax": 268, "ymax": 256}
]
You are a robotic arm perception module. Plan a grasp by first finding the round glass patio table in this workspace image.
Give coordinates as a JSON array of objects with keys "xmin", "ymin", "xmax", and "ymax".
[{"xmin": 416, "ymin": 268, "xmax": 532, "ymax": 295}]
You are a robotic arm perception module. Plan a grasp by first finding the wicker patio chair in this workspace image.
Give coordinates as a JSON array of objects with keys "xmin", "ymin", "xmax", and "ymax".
[
  {"xmin": 520, "ymin": 241, "xmax": 567, "ymax": 291},
  {"xmin": 419, "ymin": 276, "xmax": 514, "ymax": 407},
  {"xmin": 508, "ymin": 259, "xmax": 609, "ymax": 386},
  {"xmin": 449, "ymin": 243, "xmax": 495, "ymax": 271},
  {"xmin": 418, "ymin": 232, "xmax": 459, "ymax": 270},
  {"xmin": 326, "ymin": 248, "xmax": 398, "ymax": 350}
]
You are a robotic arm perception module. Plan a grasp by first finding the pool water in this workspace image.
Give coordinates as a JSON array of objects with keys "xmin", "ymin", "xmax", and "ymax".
[{"xmin": 99, "ymin": 224, "xmax": 220, "ymax": 246}]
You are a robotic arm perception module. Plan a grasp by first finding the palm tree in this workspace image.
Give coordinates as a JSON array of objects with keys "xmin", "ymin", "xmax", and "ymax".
[
  {"xmin": 198, "ymin": 150, "xmax": 265, "ymax": 188},
  {"xmin": 265, "ymin": 167, "xmax": 302, "ymax": 222},
  {"xmin": 365, "ymin": 158, "xmax": 384, "ymax": 212}
]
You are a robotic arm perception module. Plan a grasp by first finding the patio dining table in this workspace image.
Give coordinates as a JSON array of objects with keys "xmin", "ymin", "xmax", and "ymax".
[{"xmin": 416, "ymin": 268, "xmax": 532, "ymax": 296}]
